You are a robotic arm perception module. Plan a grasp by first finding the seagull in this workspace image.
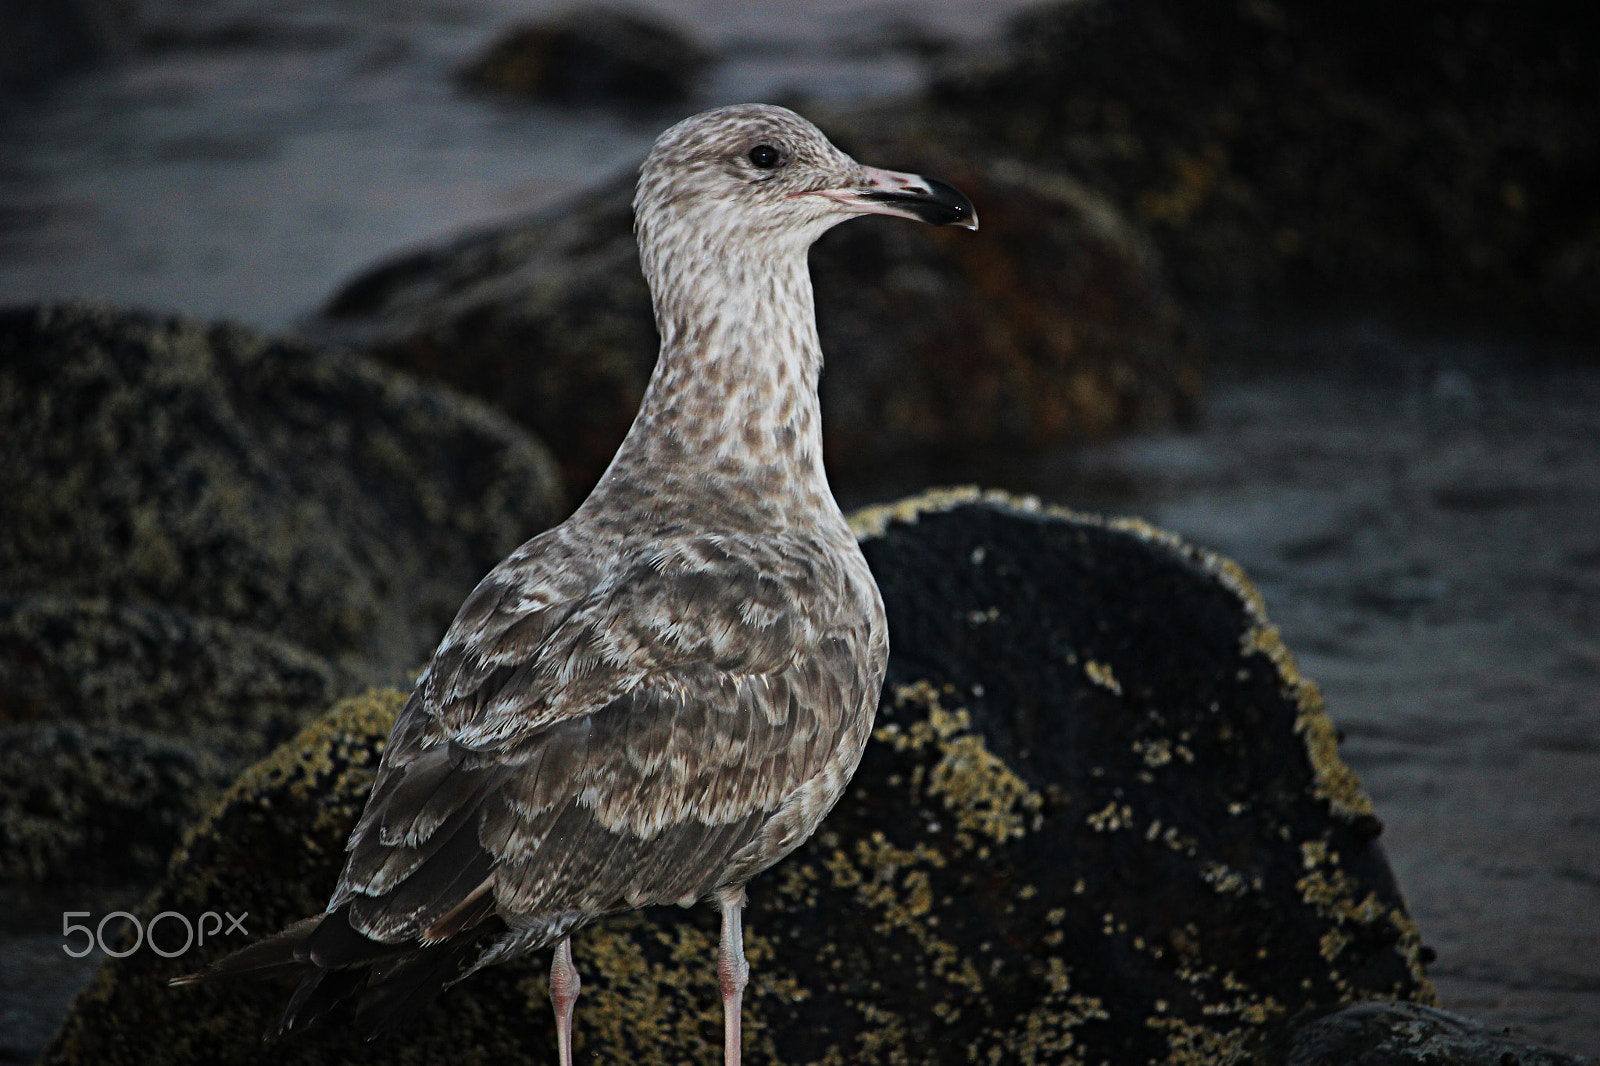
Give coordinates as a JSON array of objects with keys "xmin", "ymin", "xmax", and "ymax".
[{"xmin": 174, "ymin": 103, "xmax": 977, "ymax": 1066}]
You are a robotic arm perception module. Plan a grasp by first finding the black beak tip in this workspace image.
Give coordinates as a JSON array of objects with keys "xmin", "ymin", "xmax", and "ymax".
[
  {"xmin": 923, "ymin": 176, "xmax": 979, "ymax": 231},
  {"xmin": 862, "ymin": 175, "xmax": 979, "ymax": 231}
]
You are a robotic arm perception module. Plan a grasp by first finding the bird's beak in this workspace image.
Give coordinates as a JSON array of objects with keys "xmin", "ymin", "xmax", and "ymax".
[{"xmin": 807, "ymin": 165, "xmax": 979, "ymax": 230}]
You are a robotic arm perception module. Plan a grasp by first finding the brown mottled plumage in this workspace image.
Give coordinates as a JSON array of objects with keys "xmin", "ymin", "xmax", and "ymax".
[{"xmin": 173, "ymin": 104, "xmax": 976, "ymax": 1065}]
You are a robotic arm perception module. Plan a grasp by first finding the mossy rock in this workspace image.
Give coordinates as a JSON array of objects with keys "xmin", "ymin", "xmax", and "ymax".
[
  {"xmin": 0, "ymin": 596, "xmax": 344, "ymax": 756},
  {"xmin": 0, "ymin": 595, "xmax": 343, "ymax": 885},
  {"xmin": 459, "ymin": 7, "xmax": 709, "ymax": 106},
  {"xmin": 0, "ymin": 303, "xmax": 567, "ymax": 890},
  {"xmin": 44, "ymin": 491, "xmax": 1435, "ymax": 1065},
  {"xmin": 0, "ymin": 721, "xmax": 234, "ymax": 886},
  {"xmin": 0, "ymin": 302, "xmax": 566, "ymax": 681},
  {"xmin": 930, "ymin": 0, "xmax": 1600, "ymax": 336}
]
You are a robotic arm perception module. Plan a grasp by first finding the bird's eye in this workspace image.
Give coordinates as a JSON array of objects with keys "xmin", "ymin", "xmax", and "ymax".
[{"xmin": 748, "ymin": 144, "xmax": 781, "ymax": 169}]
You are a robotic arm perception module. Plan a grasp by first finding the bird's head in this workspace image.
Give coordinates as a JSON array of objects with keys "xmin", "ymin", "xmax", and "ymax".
[{"xmin": 635, "ymin": 103, "xmax": 977, "ymax": 260}]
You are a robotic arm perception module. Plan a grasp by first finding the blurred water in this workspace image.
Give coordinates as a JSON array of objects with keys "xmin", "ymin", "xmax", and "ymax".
[{"xmin": 0, "ymin": 0, "xmax": 1033, "ymax": 327}]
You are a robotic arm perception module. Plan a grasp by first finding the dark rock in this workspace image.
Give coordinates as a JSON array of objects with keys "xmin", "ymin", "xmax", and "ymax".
[
  {"xmin": 931, "ymin": 0, "xmax": 1600, "ymax": 337},
  {"xmin": 0, "ymin": 596, "xmax": 346, "ymax": 886},
  {"xmin": 312, "ymin": 137, "xmax": 1197, "ymax": 500},
  {"xmin": 46, "ymin": 491, "xmax": 1448, "ymax": 1065},
  {"xmin": 1259, "ymin": 1000, "xmax": 1592, "ymax": 1066},
  {"xmin": 459, "ymin": 7, "xmax": 708, "ymax": 107},
  {"xmin": 313, "ymin": 175, "xmax": 655, "ymax": 504},
  {"xmin": 0, "ymin": 303, "xmax": 566, "ymax": 680},
  {"xmin": 815, "ymin": 111, "xmax": 1198, "ymax": 489},
  {"xmin": 0, "ymin": 0, "xmax": 135, "ymax": 93},
  {"xmin": 0, "ymin": 722, "xmax": 232, "ymax": 886},
  {"xmin": 0, "ymin": 596, "xmax": 345, "ymax": 759},
  {"xmin": 0, "ymin": 303, "xmax": 566, "ymax": 890}
]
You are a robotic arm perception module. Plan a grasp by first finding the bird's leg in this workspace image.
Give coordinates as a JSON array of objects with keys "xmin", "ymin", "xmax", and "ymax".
[
  {"xmin": 716, "ymin": 884, "xmax": 750, "ymax": 1066},
  {"xmin": 550, "ymin": 936, "xmax": 580, "ymax": 1066}
]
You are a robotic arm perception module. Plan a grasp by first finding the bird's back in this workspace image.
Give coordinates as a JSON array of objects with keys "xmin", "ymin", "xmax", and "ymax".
[{"xmin": 195, "ymin": 501, "xmax": 885, "ymax": 1035}]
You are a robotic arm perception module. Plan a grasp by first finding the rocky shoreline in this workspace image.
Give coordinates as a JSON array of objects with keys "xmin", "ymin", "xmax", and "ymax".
[{"xmin": 38, "ymin": 491, "xmax": 1449, "ymax": 1065}]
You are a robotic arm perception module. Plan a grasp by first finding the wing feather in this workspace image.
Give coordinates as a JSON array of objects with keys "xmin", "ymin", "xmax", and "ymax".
[{"xmin": 183, "ymin": 526, "xmax": 886, "ymax": 1038}]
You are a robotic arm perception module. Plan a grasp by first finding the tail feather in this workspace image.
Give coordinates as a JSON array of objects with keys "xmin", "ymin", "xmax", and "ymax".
[
  {"xmin": 296, "ymin": 907, "xmax": 406, "ymax": 970},
  {"xmin": 168, "ymin": 916, "xmax": 321, "ymax": 986},
  {"xmin": 353, "ymin": 934, "xmax": 494, "ymax": 1036},
  {"xmin": 168, "ymin": 906, "xmax": 508, "ymax": 1040},
  {"xmin": 268, "ymin": 965, "xmax": 367, "ymax": 1040}
]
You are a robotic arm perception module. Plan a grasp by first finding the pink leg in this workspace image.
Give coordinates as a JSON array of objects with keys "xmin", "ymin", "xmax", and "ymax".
[
  {"xmin": 550, "ymin": 936, "xmax": 580, "ymax": 1066},
  {"xmin": 716, "ymin": 885, "xmax": 750, "ymax": 1066}
]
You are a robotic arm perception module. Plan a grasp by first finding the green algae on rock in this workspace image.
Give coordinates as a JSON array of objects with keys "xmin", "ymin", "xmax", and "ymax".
[
  {"xmin": 0, "ymin": 721, "xmax": 234, "ymax": 885},
  {"xmin": 930, "ymin": 0, "xmax": 1600, "ymax": 337},
  {"xmin": 44, "ymin": 493, "xmax": 1438, "ymax": 1066},
  {"xmin": 0, "ymin": 596, "xmax": 345, "ymax": 756},
  {"xmin": 0, "ymin": 302, "xmax": 565, "ymax": 681},
  {"xmin": 0, "ymin": 302, "xmax": 568, "ymax": 890},
  {"xmin": 0, "ymin": 596, "xmax": 345, "ymax": 885},
  {"xmin": 0, "ymin": 596, "xmax": 347, "ymax": 885}
]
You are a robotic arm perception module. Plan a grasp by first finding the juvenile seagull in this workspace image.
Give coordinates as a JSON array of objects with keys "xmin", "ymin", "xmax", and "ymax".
[{"xmin": 175, "ymin": 103, "xmax": 976, "ymax": 1066}]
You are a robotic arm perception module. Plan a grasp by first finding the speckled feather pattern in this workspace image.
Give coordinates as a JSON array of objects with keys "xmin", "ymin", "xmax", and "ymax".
[{"xmin": 251, "ymin": 106, "xmax": 901, "ymax": 1026}]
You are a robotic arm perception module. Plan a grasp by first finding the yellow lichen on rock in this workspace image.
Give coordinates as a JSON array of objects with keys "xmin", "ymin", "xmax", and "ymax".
[
  {"xmin": 1084, "ymin": 658, "xmax": 1122, "ymax": 695},
  {"xmin": 1145, "ymin": 1014, "xmax": 1252, "ymax": 1066},
  {"xmin": 1243, "ymin": 623, "xmax": 1375, "ymax": 822},
  {"xmin": 167, "ymin": 686, "xmax": 404, "ymax": 882},
  {"xmin": 1135, "ymin": 737, "xmax": 1175, "ymax": 768},
  {"xmin": 1295, "ymin": 838, "xmax": 1438, "ymax": 1004},
  {"xmin": 1086, "ymin": 801, "xmax": 1134, "ymax": 832},
  {"xmin": 851, "ymin": 489, "xmax": 1382, "ymax": 835},
  {"xmin": 880, "ymin": 680, "xmax": 1044, "ymax": 847},
  {"xmin": 813, "ymin": 1001, "xmax": 916, "ymax": 1066},
  {"xmin": 821, "ymin": 830, "xmax": 980, "ymax": 998},
  {"xmin": 559, "ymin": 912, "xmax": 726, "ymax": 1063},
  {"xmin": 850, "ymin": 486, "xmax": 1014, "ymax": 540},
  {"xmin": 985, "ymin": 980, "xmax": 1109, "ymax": 1066}
]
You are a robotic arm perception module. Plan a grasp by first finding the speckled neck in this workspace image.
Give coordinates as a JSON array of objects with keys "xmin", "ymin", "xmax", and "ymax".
[{"xmin": 578, "ymin": 226, "xmax": 836, "ymax": 535}]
